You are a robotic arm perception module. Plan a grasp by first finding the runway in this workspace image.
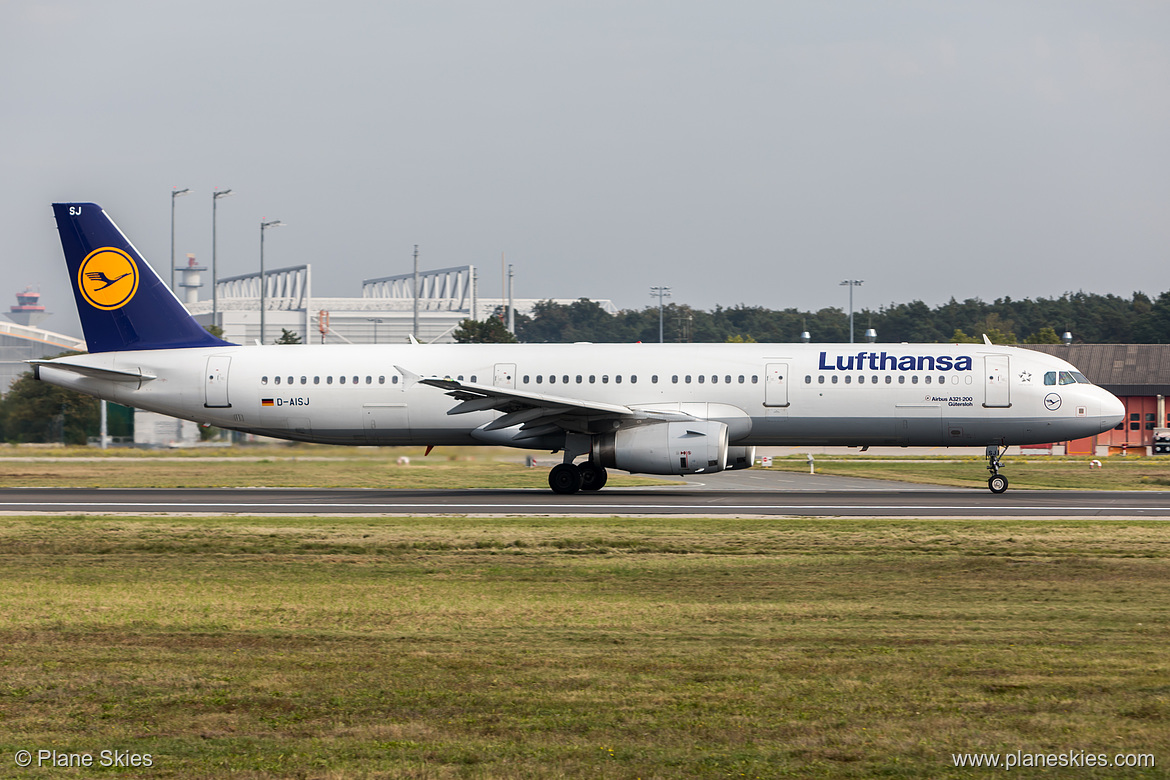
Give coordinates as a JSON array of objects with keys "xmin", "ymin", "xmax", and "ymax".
[{"xmin": 2, "ymin": 468, "xmax": 1168, "ymax": 517}]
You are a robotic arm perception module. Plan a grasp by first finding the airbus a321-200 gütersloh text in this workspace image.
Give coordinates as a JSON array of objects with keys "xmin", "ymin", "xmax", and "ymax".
[{"xmin": 34, "ymin": 203, "xmax": 1125, "ymax": 494}]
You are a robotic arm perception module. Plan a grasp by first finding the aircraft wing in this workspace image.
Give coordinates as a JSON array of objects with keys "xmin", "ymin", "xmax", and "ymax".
[{"xmin": 396, "ymin": 366, "xmax": 693, "ymax": 439}]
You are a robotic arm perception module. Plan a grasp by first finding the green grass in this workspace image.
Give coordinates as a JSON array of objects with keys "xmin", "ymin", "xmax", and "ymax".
[
  {"xmin": 0, "ymin": 446, "xmax": 671, "ymax": 489},
  {"xmin": 771, "ymin": 454, "xmax": 1170, "ymax": 490},
  {"xmin": 0, "ymin": 516, "xmax": 1167, "ymax": 778}
]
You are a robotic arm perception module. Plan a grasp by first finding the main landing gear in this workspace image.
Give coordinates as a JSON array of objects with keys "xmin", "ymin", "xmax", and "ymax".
[
  {"xmin": 986, "ymin": 444, "xmax": 1008, "ymax": 494},
  {"xmin": 548, "ymin": 461, "xmax": 608, "ymax": 495}
]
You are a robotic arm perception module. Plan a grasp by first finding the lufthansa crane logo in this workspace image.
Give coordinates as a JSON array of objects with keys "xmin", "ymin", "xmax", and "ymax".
[{"xmin": 78, "ymin": 247, "xmax": 139, "ymax": 310}]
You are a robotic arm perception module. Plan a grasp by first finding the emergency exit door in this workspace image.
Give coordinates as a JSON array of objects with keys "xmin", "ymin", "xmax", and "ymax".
[
  {"xmin": 983, "ymin": 355, "xmax": 1011, "ymax": 408},
  {"xmin": 764, "ymin": 363, "xmax": 789, "ymax": 407},
  {"xmin": 204, "ymin": 356, "xmax": 232, "ymax": 408}
]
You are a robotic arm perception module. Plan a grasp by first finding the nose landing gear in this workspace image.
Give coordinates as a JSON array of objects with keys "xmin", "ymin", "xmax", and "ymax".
[{"xmin": 986, "ymin": 444, "xmax": 1008, "ymax": 494}]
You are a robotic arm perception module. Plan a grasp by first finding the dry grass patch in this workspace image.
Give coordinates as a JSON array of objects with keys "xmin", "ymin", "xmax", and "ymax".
[{"xmin": 0, "ymin": 516, "xmax": 1166, "ymax": 778}]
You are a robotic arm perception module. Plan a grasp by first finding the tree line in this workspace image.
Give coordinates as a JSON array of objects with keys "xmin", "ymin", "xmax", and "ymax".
[{"xmin": 456, "ymin": 290, "xmax": 1170, "ymax": 345}]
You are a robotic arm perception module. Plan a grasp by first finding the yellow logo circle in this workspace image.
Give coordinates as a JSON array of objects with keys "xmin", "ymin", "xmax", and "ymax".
[{"xmin": 78, "ymin": 248, "xmax": 139, "ymax": 310}]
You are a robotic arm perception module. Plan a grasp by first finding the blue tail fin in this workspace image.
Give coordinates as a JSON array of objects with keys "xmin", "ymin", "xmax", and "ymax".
[{"xmin": 53, "ymin": 202, "xmax": 233, "ymax": 353}]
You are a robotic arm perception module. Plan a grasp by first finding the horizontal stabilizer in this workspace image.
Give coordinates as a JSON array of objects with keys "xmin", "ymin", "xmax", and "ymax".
[{"xmin": 29, "ymin": 359, "xmax": 156, "ymax": 383}]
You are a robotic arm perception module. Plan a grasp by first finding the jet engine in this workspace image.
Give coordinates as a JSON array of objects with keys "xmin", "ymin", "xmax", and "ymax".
[
  {"xmin": 593, "ymin": 420, "xmax": 728, "ymax": 475},
  {"xmin": 724, "ymin": 446, "xmax": 756, "ymax": 470}
]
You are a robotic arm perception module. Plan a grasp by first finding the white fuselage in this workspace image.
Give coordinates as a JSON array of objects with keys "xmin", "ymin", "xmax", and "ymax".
[{"xmin": 37, "ymin": 342, "xmax": 1124, "ymax": 450}]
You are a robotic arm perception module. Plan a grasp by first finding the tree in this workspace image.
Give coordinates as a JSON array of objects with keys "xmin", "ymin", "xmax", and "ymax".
[
  {"xmin": 1022, "ymin": 326, "xmax": 1062, "ymax": 344},
  {"xmin": 453, "ymin": 317, "xmax": 518, "ymax": 343},
  {"xmin": 275, "ymin": 328, "xmax": 302, "ymax": 345},
  {"xmin": 205, "ymin": 324, "xmax": 225, "ymax": 339},
  {"xmin": 0, "ymin": 370, "xmax": 99, "ymax": 444}
]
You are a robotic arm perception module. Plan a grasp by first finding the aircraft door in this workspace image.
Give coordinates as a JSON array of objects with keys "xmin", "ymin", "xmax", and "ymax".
[
  {"xmin": 204, "ymin": 356, "xmax": 232, "ymax": 408},
  {"xmin": 764, "ymin": 363, "xmax": 789, "ymax": 407},
  {"xmin": 983, "ymin": 355, "xmax": 1011, "ymax": 408},
  {"xmin": 494, "ymin": 363, "xmax": 516, "ymax": 389}
]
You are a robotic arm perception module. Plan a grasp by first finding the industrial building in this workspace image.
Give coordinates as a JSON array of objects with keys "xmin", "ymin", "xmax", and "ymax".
[{"xmin": 181, "ymin": 261, "xmax": 616, "ymax": 346}]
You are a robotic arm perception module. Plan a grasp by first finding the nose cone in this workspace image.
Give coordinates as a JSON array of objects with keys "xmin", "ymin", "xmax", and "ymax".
[{"xmin": 1100, "ymin": 389, "xmax": 1125, "ymax": 432}]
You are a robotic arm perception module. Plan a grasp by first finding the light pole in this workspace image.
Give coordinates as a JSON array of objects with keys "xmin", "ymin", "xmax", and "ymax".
[
  {"xmin": 212, "ymin": 188, "xmax": 234, "ymax": 330},
  {"xmin": 260, "ymin": 219, "xmax": 284, "ymax": 344},
  {"xmin": 412, "ymin": 244, "xmax": 420, "ymax": 339},
  {"xmin": 840, "ymin": 279, "xmax": 864, "ymax": 343},
  {"xmin": 170, "ymin": 188, "xmax": 189, "ymax": 293},
  {"xmin": 367, "ymin": 318, "xmax": 383, "ymax": 344},
  {"xmin": 650, "ymin": 286, "xmax": 672, "ymax": 343}
]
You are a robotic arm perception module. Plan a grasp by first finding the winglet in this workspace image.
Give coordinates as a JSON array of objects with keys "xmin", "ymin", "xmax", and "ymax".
[
  {"xmin": 982, "ymin": 334, "xmax": 993, "ymax": 345},
  {"xmin": 394, "ymin": 365, "xmax": 422, "ymax": 389},
  {"xmin": 407, "ymin": 334, "xmax": 420, "ymax": 345}
]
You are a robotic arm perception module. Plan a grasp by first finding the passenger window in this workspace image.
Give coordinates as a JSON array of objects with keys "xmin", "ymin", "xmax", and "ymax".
[
  {"xmin": 275, "ymin": 376, "xmax": 281, "ymax": 385},
  {"xmin": 378, "ymin": 376, "xmax": 385, "ymax": 384},
  {"xmin": 365, "ymin": 376, "xmax": 372, "ymax": 384},
  {"xmin": 589, "ymin": 375, "xmax": 596, "ymax": 384},
  {"xmin": 630, "ymin": 375, "xmax": 637, "ymax": 384},
  {"xmin": 576, "ymin": 375, "xmax": 582, "ymax": 383},
  {"xmin": 314, "ymin": 376, "xmax": 320, "ymax": 385},
  {"xmin": 831, "ymin": 375, "xmax": 838, "ymax": 384},
  {"xmin": 339, "ymin": 376, "xmax": 345, "ymax": 384},
  {"xmin": 562, "ymin": 375, "xmax": 569, "ymax": 384},
  {"xmin": 845, "ymin": 375, "xmax": 852, "ymax": 384},
  {"xmin": 352, "ymin": 376, "xmax": 358, "ymax": 385},
  {"xmin": 738, "ymin": 375, "xmax": 745, "ymax": 383},
  {"xmin": 672, "ymin": 375, "xmax": 678, "ymax": 384},
  {"xmin": 651, "ymin": 375, "xmax": 658, "ymax": 383},
  {"xmin": 751, "ymin": 376, "xmax": 758, "ymax": 384},
  {"xmin": 615, "ymin": 375, "xmax": 622, "ymax": 384},
  {"xmin": 327, "ymin": 376, "xmax": 333, "ymax": 384},
  {"xmin": 536, "ymin": 376, "xmax": 543, "ymax": 384},
  {"xmin": 301, "ymin": 377, "xmax": 307, "ymax": 385},
  {"xmin": 858, "ymin": 375, "xmax": 864, "ymax": 384},
  {"xmin": 911, "ymin": 376, "xmax": 918, "ymax": 384},
  {"xmin": 698, "ymin": 375, "xmax": 705, "ymax": 384},
  {"xmin": 898, "ymin": 375, "xmax": 905, "ymax": 384},
  {"xmin": 1044, "ymin": 372, "xmax": 1056, "ymax": 385},
  {"xmin": 392, "ymin": 375, "xmax": 399, "ymax": 384},
  {"xmin": 602, "ymin": 375, "xmax": 609, "ymax": 384},
  {"xmin": 725, "ymin": 375, "xmax": 731, "ymax": 384},
  {"xmin": 872, "ymin": 376, "xmax": 878, "ymax": 384},
  {"xmin": 925, "ymin": 376, "xmax": 932, "ymax": 384},
  {"xmin": 470, "ymin": 376, "xmax": 477, "ymax": 382},
  {"xmin": 885, "ymin": 376, "xmax": 892, "ymax": 384},
  {"xmin": 523, "ymin": 375, "xmax": 530, "ymax": 384},
  {"xmin": 261, "ymin": 376, "xmax": 268, "ymax": 385},
  {"xmin": 685, "ymin": 375, "xmax": 692, "ymax": 383},
  {"xmin": 805, "ymin": 375, "xmax": 812, "ymax": 384},
  {"xmin": 818, "ymin": 375, "xmax": 825, "ymax": 384},
  {"xmin": 549, "ymin": 375, "xmax": 556, "ymax": 384}
]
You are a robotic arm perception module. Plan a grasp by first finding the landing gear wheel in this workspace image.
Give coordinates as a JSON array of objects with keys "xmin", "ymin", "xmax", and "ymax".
[
  {"xmin": 988, "ymin": 474, "xmax": 1008, "ymax": 494},
  {"xmin": 548, "ymin": 463, "xmax": 583, "ymax": 495},
  {"xmin": 578, "ymin": 462, "xmax": 608, "ymax": 491}
]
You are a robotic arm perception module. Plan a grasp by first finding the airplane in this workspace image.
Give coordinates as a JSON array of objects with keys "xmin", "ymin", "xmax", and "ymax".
[{"xmin": 33, "ymin": 202, "xmax": 1125, "ymax": 495}]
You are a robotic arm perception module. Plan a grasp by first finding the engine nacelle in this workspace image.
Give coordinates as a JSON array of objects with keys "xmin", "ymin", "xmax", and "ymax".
[
  {"xmin": 725, "ymin": 446, "xmax": 755, "ymax": 470},
  {"xmin": 594, "ymin": 420, "xmax": 729, "ymax": 475}
]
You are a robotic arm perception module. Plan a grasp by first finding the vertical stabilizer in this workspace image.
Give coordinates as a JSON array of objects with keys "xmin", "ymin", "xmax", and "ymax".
[{"xmin": 53, "ymin": 202, "xmax": 233, "ymax": 352}]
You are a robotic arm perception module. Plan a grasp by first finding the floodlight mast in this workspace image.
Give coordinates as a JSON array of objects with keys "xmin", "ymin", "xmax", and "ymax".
[
  {"xmin": 170, "ymin": 188, "xmax": 190, "ymax": 293},
  {"xmin": 650, "ymin": 286, "xmax": 672, "ymax": 343},
  {"xmin": 840, "ymin": 279, "xmax": 863, "ymax": 343},
  {"xmin": 260, "ymin": 218, "xmax": 285, "ymax": 344}
]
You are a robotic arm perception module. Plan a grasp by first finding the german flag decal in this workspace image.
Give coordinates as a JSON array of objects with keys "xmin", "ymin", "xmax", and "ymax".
[{"xmin": 261, "ymin": 399, "xmax": 275, "ymax": 407}]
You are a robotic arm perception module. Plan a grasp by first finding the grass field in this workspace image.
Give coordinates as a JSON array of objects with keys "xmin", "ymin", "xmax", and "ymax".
[
  {"xmin": 0, "ymin": 515, "xmax": 1166, "ymax": 778},
  {"xmin": 0, "ymin": 447, "xmax": 671, "ymax": 489}
]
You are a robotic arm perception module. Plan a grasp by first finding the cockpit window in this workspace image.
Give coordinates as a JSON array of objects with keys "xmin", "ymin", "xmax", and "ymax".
[
  {"xmin": 1044, "ymin": 372, "xmax": 1056, "ymax": 386},
  {"xmin": 1071, "ymin": 371, "xmax": 1091, "ymax": 384},
  {"xmin": 1059, "ymin": 371, "xmax": 1077, "ymax": 385}
]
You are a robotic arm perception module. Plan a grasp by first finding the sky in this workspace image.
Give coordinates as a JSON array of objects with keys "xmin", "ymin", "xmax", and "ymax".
[{"xmin": 2, "ymin": 0, "xmax": 1168, "ymax": 339}]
